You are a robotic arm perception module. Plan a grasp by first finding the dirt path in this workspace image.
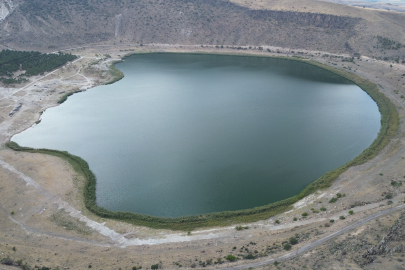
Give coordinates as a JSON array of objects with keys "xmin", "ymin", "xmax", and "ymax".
[{"xmin": 217, "ymin": 204, "xmax": 405, "ymax": 270}]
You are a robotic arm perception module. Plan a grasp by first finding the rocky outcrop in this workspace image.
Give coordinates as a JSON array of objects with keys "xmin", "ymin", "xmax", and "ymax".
[{"xmin": 362, "ymin": 213, "xmax": 405, "ymax": 264}]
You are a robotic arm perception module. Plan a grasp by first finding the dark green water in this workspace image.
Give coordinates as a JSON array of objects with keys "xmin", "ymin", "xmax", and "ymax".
[{"xmin": 13, "ymin": 54, "xmax": 380, "ymax": 218}]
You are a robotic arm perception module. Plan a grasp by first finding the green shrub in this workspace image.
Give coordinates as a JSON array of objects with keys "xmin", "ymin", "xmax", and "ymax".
[
  {"xmin": 293, "ymin": 217, "xmax": 297, "ymax": 221},
  {"xmin": 225, "ymin": 255, "xmax": 237, "ymax": 262},
  {"xmin": 275, "ymin": 219, "xmax": 280, "ymax": 224},
  {"xmin": 330, "ymin": 219, "xmax": 335, "ymax": 223},
  {"xmin": 320, "ymin": 207, "xmax": 327, "ymax": 211},
  {"xmin": 329, "ymin": 197, "xmax": 338, "ymax": 203},
  {"xmin": 289, "ymin": 237, "xmax": 298, "ymax": 245},
  {"xmin": 391, "ymin": 181, "xmax": 402, "ymax": 187},
  {"xmin": 235, "ymin": 225, "xmax": 249, "ymax": 231},
  {"xmin": 244, "ymin": 253, "xmax": 256, "ymax": 260},
  {"xmin": 385, "ymin": 194, "xmax": 393, "ymax": 199},
  {"xmin": 336, "ymin": 193, "xmax": 342, "ymax": 198},
  {"xmin": 283, "ymin": 243, "xmax": 292, "ymax": 250},
  {"xmin": 1, "ymin": 257, "xmax": 14, "ymax": 265},
  {"xmin": 339, "ymin": 216, "xmax": 345, "ymax": 220},
  {"xmin": 349, "ymin": 210, "xmax": 354, "ymax": 215},
  {"xmin": 302, "ymin": 212, "xmax": 308, "ymax": 217}
]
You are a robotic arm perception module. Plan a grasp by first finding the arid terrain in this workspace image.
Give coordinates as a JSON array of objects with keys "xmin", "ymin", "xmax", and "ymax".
[{"xmin": 0, "ymin": 0, "xmax": 405, "ymax": 269}]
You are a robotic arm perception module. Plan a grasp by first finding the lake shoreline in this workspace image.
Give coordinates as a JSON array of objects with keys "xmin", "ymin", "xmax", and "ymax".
[{"xmin": 6, "ymin": 50, "xmax": 399, "ymax": 230}]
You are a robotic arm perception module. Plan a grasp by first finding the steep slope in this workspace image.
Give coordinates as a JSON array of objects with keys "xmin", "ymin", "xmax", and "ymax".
[{"xmin": 0, "ymin": 0, "xmax": 404, "ymax": 58}]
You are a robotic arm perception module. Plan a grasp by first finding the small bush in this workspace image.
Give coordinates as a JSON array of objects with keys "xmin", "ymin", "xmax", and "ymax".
[
  {"xmin": 289, "ymin": 237, "xmax": 298, "ymax": 245},
  {"xmin": 385, "ymin": 194, "xmax": 393, "ymax": 199},
  {"xmin": 320, "ymin": 207, "xmax": 327, "ymax": 211},
  {"xmin": 274, "ymin": 261, "xmax": 280, "ymax": 266},
  {"xmin": 283, "ymin": 243, "xmax": 292, "ymax": 250},
  {"xmin": 10, "ymin": 211, "xmax": 14, "ymax": 215},
  {"xmin": 387, "ymin": 200, "xmax": 393, "ymax": 205},
  {"xmin": 330, "ymin": 219, "xmax": 335, "ymax": 223},
  {"xmin": 275, "ymin": 219, "xmax": 280, "ymax": 224},
  {"xmin": 293, "ymin": 217, "xmax": 297, "ymax": 221},
  {"xmin": 1, "ymin": 258, "xmax": 14, "ymax": 265},
  {"xmin": 328, "ymin": 196, "xmax": 337, "ymax": 203},
  {"xmin": 225, "ymin": 255, "xmax": 237, "ymax": 262},
  {"xmin": 151, "ymin": 264, "xmax": 159, "ymax": 270},
  {"xmin": 302, "ymin": 212, "xmax": 308, "ymax": 217},
  {"xmin": 339, "ymin": 216, "xmax": 345, "ymax": 220},
  {"xmin": 349, "ymin": 210, "xmax": 354, "ymax": 215},
  {"xmin": 324, "ymin": 223, "xmax": 330, "ymax": 227},
  {"xmin": 235, "ymin": 225, "xmax": 249, "ymax": 231},
  {"xmin": 336, "ymin": 193, "xmax": 342, "ymax": 198},
  {"xmin": 391, "ymin": 181, "xmax": 402, "ymax": 187},
  {"xmin": 244, "ymin": 253, "xmax": 256, "ymax": 260},
  {"xmin": 379, "ymin": 173, "xmax": 384, "ymax": 176}
]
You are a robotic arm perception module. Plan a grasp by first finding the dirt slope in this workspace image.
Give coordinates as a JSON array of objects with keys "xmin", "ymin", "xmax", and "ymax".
[{"xmin": 0, "ymin": 0, "xmax": 404, "ymax": 59}]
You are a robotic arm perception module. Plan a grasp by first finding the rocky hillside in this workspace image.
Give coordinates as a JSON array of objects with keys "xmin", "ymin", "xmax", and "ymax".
[{"xmin": 0, "ymin": 0, "xmax": 404, "ymax": 58}]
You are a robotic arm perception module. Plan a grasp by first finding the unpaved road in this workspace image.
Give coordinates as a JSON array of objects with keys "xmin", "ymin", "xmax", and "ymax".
[{"xmin": 218, "ymin": 204, "xmax": 405, "ymax": 270}]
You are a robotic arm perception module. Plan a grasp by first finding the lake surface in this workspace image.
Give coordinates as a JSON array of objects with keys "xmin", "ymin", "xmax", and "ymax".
[{"xmin": 13, "ymin": 53, "xmax": 381, "ymax": 217}]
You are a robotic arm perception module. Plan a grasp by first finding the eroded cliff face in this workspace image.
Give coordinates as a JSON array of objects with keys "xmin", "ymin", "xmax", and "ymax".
[{"xmin": 0, "ymin": 0, "xmax": 403, "ymax": 57}]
